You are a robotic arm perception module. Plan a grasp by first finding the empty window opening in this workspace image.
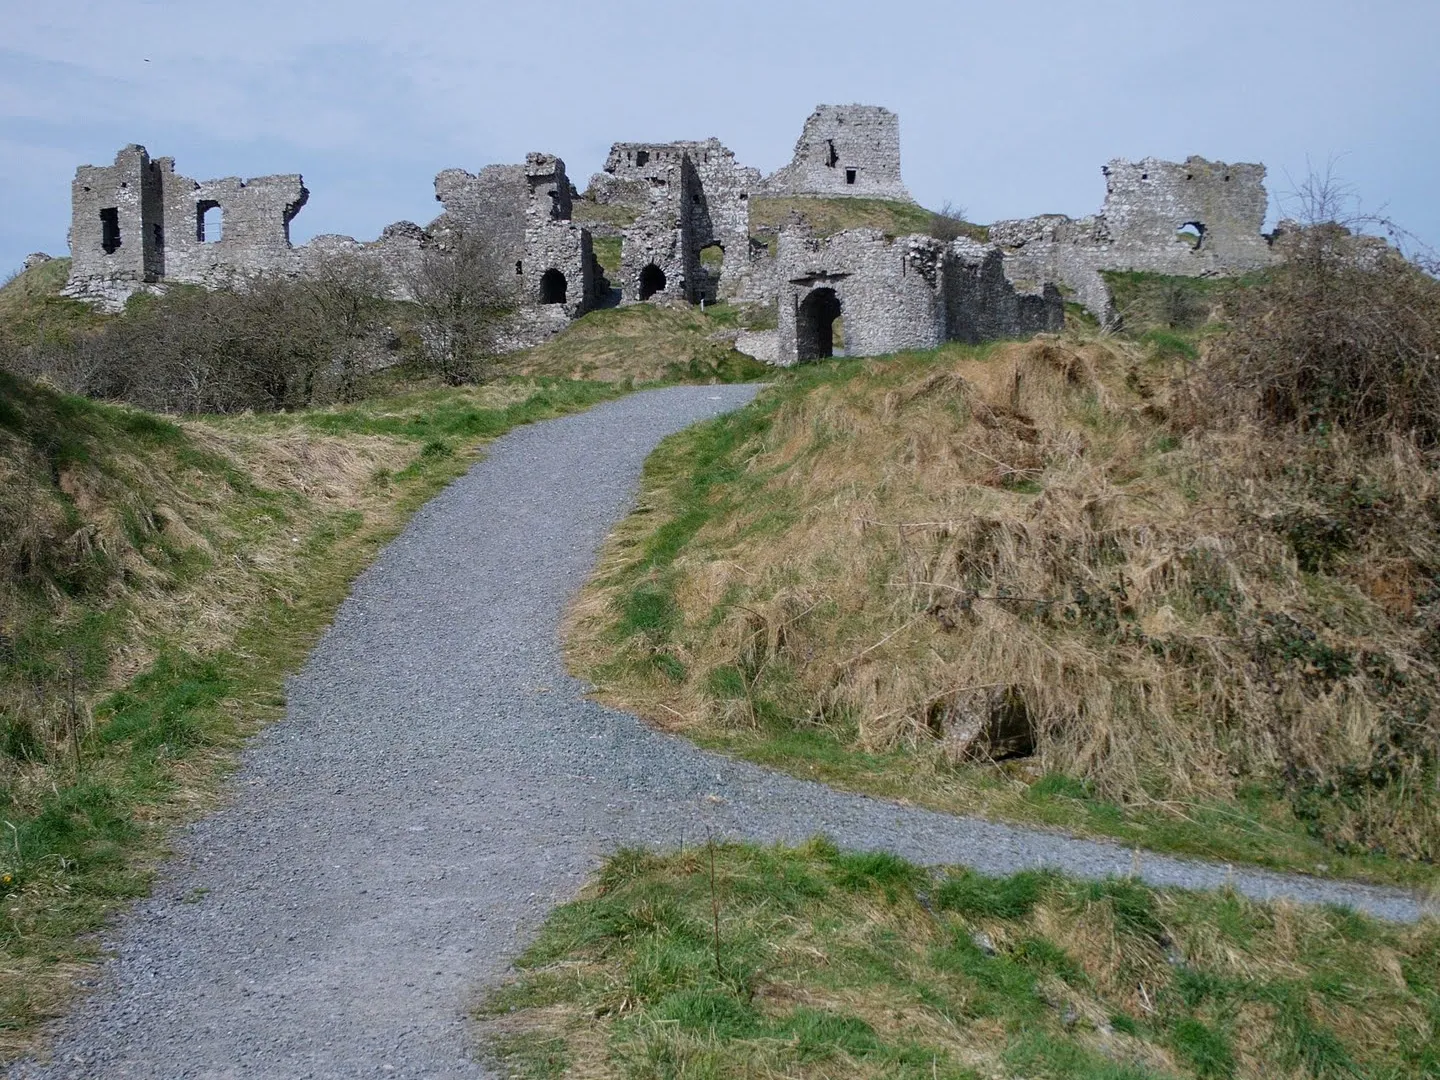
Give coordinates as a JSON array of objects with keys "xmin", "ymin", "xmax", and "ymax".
[
  {"xmin": 699, "ymin": 243, "xmax": 724, "ymax": 272},
  {"xmin": 152, "ymin": 223, "xmax": 164, "ymax": 251},
  {"xmin": 797, "ymin": 287, "xmax": 844, "ymax": 362},
  {"xmin": 635, "ymin": 150, "xmax": 649, "ymax": 167},
  {"xmin": 196, "ymin": 200, "xmax": 223, "ymax": 243},
  {"xmin": 845, "ymin": 168, "xmax": 857, "ymax": 185},
  {"xmin": 1177, "ymin": 221, "xmax": 1206, "ymax": 250},
  {"xmin": 1141, "ymin": 173, "xmax": 1149, "ymax": 181},
  {"xmin": 538, "ymin": 268, "xmax": 567, "ymax": 305},
  {"xmin": 639, "ymin": 263, "xmax": 666, "ymax": 301},
  {"xmin": 516, "ymin": 260, "xmax": 523, "ymax": 275},
  {"xmin": 100, "ymin": 207, "xmax": 121, "ymax": 254},
  {"xmin": 1223, "ymin": 174, "xmax": 1231, "ymax": 182},
  {"xmin": 825, "ymin": 140, "xmax": 838, "ymax": 168}
]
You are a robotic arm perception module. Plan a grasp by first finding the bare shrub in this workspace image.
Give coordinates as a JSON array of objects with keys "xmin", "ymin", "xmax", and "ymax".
[
  {"xmin": 406, "ymin": 224, "xmax": 512, "ymax": 384},
  {"xmin": 1203, "ymin": 171, "xmax": 1440, "ymax": 446},
  {"xmin": 927, "ymin": 200, "xmax": 975, "ymax": 243}
]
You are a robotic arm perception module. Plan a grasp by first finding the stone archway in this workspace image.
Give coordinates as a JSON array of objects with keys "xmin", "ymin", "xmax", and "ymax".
[
  {"xmin": 796, "ymin": 286, "xmax": 844, "ymax": 361},
  {"xmin": 639, "ymin": 263, "xmax": 666, "ymax": 301}
]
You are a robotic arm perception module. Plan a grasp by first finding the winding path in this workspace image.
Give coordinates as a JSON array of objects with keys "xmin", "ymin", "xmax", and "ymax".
[{"xmin": 22, "ymin": 386, "xmax": 1424, "ymax": 1079}]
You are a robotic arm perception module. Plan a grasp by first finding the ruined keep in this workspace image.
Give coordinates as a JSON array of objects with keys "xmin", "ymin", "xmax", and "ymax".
[
  {"xmin": 991, "ymin": 156, "xmax": 1278, "ymax": 320},
  {"xmin": 66, "ymin": 144, "xmax": 309, "ymax": 309},
  {"xmin": 775, "ymin": 230, "xmax": 1062, "ymax": 365},
  {"xmin": 586, "ymin": 138, "xmax": 760, "ymax": 305},
  {"xmin": 764, "ymin": 105, "xmax": 912, "ymax": 201},
  {"xmin": 432, "ymin": 152, "xmax": 598, "ymax": 320}
]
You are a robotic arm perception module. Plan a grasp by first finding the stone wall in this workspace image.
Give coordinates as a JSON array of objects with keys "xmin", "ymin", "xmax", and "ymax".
[
  {"xmin": 774, "ymin": 230, "xmax": 1062, "ymax": 366},
  {"xmin": 590, "ymin": 138, "xmax": 759, "ymax": 304},
  {"xmin": 65, "ymin": 145, "xmax": 598, "ymax": 328},
  {"xmin": 764, "ymin": 105, "xmax": 911, "ymax": 201},
  {"xmin": 776, "ymin": 230, "xmax": 946, "ymax": 364},
  {"xmin": 991, "ymin": 156, "xmax": 1279, "ymax": 321}
]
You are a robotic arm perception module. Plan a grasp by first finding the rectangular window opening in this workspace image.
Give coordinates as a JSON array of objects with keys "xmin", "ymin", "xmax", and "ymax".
[
  {"xmin": 845, "ymin": 169, "xmax": 857, "ymax": 185},
  {"xmin": 100, "ymin": 207, "xmax": 121, "ymax": 254},
  {"xmin": 196, "ymin": 200, "xmax": 223, "ymax": 243}
]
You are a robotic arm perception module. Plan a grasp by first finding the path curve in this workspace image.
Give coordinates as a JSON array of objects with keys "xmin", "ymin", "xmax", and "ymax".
[{"xmin": 21, "ymin": 385, "xmax": 1424, "ymax": 1079}]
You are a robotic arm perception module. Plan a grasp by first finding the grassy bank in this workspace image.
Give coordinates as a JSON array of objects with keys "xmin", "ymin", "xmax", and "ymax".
[
  {"xmin": 500, "ymin": 303, "xmax": 771, "ymax": 384},
  {"xmin": 480, "ymin": 841, "xmax": 1439, "ymax": 1079},
  {"xmin": 0, "ymin": 371, "xmax": 626, "ymax": 1057},
  {"xmin": 564, "ymin": 338, "xmax": 1439, "ymax": 886}
]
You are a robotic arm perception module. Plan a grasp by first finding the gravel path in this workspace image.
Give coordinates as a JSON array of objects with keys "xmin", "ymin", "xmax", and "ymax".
[{"xmin": 21, "ymin": 385, "xmax": 1425, "ymax": 1079}]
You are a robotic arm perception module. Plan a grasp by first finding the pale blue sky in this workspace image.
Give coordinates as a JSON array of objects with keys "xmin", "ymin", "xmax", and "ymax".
[{"xmin": 2, "ymin": 0, "xmax": 1436, "ymax": 275}]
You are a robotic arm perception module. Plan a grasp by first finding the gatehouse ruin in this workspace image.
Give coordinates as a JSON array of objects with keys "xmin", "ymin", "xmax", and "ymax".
[{"xmin": 61, "ymin": 105, "xmax": 1283, "ymax": 362}]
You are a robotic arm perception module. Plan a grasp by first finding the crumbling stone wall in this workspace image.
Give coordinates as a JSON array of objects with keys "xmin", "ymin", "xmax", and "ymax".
[
  {"xmin": 65, "ymin": 145, "xmax": 597, "ymax": 329},
  {"xmin": 156, "ymin": 161, "xmax": 309, "ymax": 288},
  {"xmin": 775, "ymin": 230, "xmax": 1062, "ymax": 366},
  {"xmin": 589, "ymin": 138, "xmax": 759, "ymax": 304},
  {"xmin": 992, "ymin": 156, "xmax": 1278, "ymax": 321},
  {"xmin": 764, "ymin": 105, "xmax": 912, "ymax": 201}
]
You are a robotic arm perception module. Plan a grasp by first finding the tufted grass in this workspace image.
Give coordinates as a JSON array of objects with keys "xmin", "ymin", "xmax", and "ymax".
[
  {"xmin": 478, "ymin": 841, "xmax": 1439, "ymax": 1080},
  {"xmin": 563, "ymin": 334, "xmax": 1440, "ymax": 887}
]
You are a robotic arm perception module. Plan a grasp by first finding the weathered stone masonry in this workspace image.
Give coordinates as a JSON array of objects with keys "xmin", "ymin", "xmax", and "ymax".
[
  {"xmin": 992, "ymin": 156, "xmax": 1278, "ymax": 321},
  {"xmin": 775, "ymin": 230, "xmax": 1063, "ymax": 365},
  {"xmin": 765, "ymin": 104, "xmax": 910, "ymax": 201},
  {"xmin": 62, "ymin": 108, "xmax": 1283, "ymax": 364},
  {"xmin": 65, "ymin": 146, "xmax": 599, "ymax": 332}
]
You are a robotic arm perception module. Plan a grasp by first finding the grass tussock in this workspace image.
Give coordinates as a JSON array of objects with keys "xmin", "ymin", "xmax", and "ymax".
[
  {"xmin": 480, "ymin": 841, "xmax": 1439, "ymax": 1080},
  {"xmin": 0, "ymin": 369, "xmax": 626, "ymax": 1058},
  {"xmin": 567, "ymin": 336, "xmax": 1440, "ymax": 881},
  {"xmin": 501, "ymin": 303, "xmax": 771, "ymax": 385}
]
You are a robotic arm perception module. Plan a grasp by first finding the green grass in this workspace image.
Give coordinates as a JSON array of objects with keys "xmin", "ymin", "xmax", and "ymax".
[
  {"xmin": 591, "ymin": 236, "xmax": 622, "ymax": 277},
  {"xmin": 479, "ymin": 842, "xmax": 1439, "ymax": 1080},
  {"xmin": 0, "ymin": 371, "xmax": 631, "ymax": 1059}
]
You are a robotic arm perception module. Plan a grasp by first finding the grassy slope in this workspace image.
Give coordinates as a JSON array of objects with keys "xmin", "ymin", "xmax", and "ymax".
[
  {"xmin": 499, "ymin": 303, "xmax": 771, "ymax": 384},
  {"xmin": 0, "ymin": 369, "xmax": 629, "ymax": 1057},
  {"xmin": 480, "ymin": 842, "xmax": 1439, "ymax": 1080},
  {"xmin": 564, "ymin": 337, "xmax": 1439, "ymax": 886},
  {"xmin": 748, "ymin": 197, "xmax": 989, "ymax": 247}
]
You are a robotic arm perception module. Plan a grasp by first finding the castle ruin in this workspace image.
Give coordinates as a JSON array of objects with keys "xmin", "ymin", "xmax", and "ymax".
[
  {"xmin": 61, "ymin": 106, "xmax": 1281, "ymax": 363},
  {"xmin": 992, "ymin": 156, "xmax": 1278, "ymax": 320}
]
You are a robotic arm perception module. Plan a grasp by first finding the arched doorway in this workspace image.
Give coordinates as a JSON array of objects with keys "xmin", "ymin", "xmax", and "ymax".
[
  {"xmin": 639, "ymin": 263, "xmax": 666, "ymax": 301},
  {"xmin": 796, "ymin": 287, "xmax": 844, "ymax": 361},
  {"xmin": 538, "ymin": 268, "xmax": 567, "ymax": 304}
]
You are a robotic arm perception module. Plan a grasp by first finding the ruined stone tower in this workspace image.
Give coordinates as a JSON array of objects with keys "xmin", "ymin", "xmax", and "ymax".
[{"xmin": 764, "ymin": 105, "xmax": 912, "ymax": 201}]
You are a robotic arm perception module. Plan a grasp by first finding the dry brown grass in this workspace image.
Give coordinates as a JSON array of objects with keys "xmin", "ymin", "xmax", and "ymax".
[{"xmin": 569, "ymin": 336, "xmax": 1440, "ymax": 866}]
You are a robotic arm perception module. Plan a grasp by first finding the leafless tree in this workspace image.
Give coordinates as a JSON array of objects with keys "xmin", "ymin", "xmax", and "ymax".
[
  {"xmin": 405, "ymin": 224, "xmax": 512, "ymax": 384},
  {"xmin": 300, "ymin": 251, "xmax": 391, "ymax": 401}
]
